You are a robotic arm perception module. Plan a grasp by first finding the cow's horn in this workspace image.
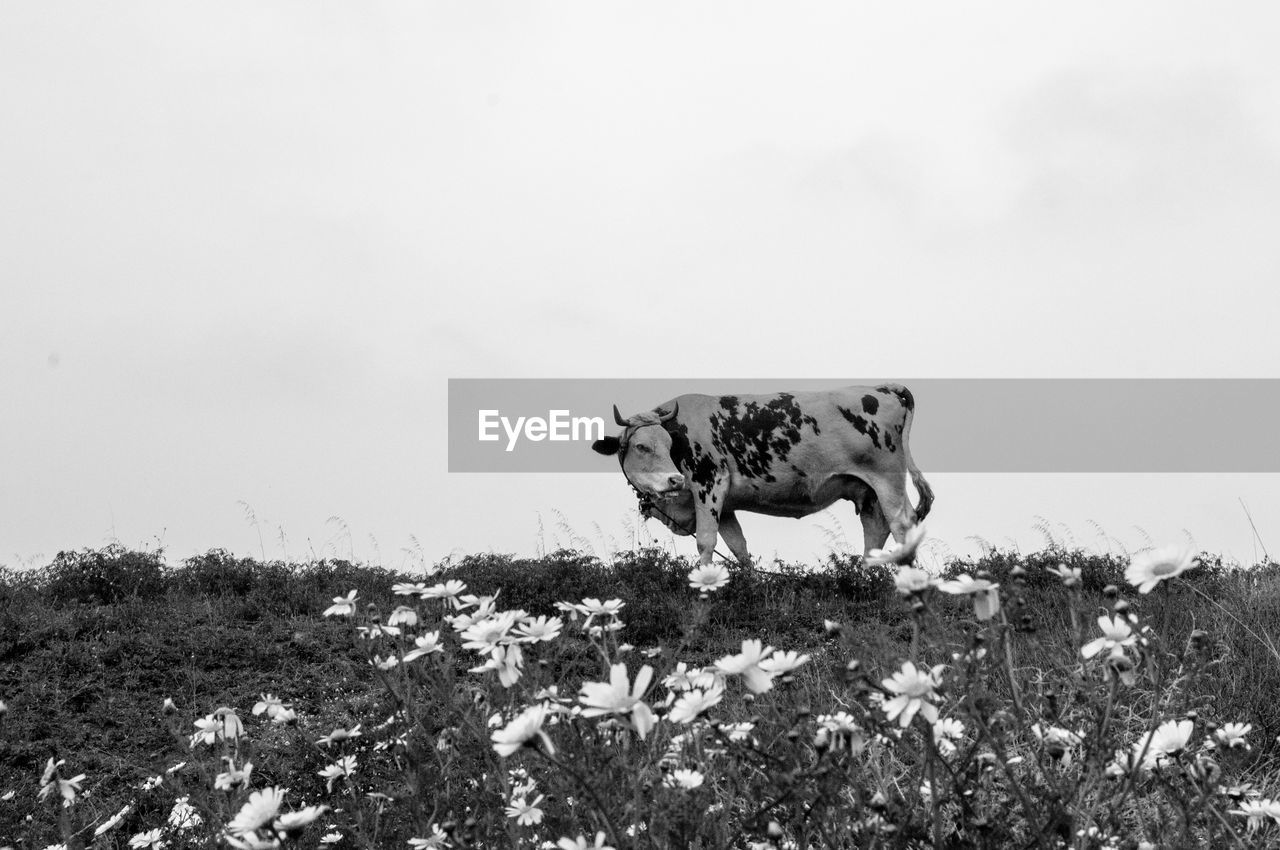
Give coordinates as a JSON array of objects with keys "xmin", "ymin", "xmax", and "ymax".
[
  {"xmin": 659, "ymin": 401, "xmax": 678, "ymax": 422},
  {"xmin": 613, "ymin": 404, "xmax": 629, "ymax": 427}
]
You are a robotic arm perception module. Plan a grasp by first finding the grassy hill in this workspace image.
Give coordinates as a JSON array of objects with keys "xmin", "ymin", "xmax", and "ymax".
[{"xmin": 2, "ymin": 544, "xmax": 1279, "ymax": 848}]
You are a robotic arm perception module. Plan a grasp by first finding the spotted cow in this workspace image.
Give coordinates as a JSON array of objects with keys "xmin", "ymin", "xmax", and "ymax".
[{"xmin": 592, "ymin": 385, "xmax": 934, "ymax": 568}]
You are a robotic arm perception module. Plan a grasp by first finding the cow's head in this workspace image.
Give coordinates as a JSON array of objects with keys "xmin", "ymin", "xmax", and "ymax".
[{"xmin": 592, "ymin": 402, "xmax": 685, "ymax": 498}]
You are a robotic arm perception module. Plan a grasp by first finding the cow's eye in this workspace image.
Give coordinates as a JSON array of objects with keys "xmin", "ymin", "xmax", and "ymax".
[{"xmin": 636, "ymin": 444, "xmax": 650, "ymax": 454}]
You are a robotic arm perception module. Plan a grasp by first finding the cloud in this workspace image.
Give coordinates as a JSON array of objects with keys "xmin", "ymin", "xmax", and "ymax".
[{"xmin": 1005, "ymin": 68, "xmax": 1280, "ymax": 227}]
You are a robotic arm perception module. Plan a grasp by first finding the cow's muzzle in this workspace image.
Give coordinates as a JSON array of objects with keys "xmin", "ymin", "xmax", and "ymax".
[{"xmin": 653, "ymin": 473, "xmax": 686, "ymax": 496}]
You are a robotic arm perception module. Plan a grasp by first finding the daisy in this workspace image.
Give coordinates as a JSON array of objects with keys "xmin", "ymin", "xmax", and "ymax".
[
  {"xmin": 271, "ymin": 708, "xmax": 297, "ymax": 724},
  {"xmin": 717, "ymin": 721, "xmax": 755, "ymax": 742},
  {"xmin": 392, "ymin": 582, "xmax": 428, "ymax": 596},
  {"xmin": 387, "ymin": 606, "xmax": 418, "ymax": 628},
  {"xmin": 455, "ymin": 592, "xmax": 500, "ymax": 611},
  {"xmin": 687, "ymin": 564, "xmax": 731, "ymax": 593},
  {"xmin": 445, "ymin": 606, "xmax": 496, "ymax": 632},
  {"xmin": 814, "ymin": 712, "xmax": 864, "ymax": 752},
  {"xmin": 1126, "ymin": 546, "xmax": 1198, "ymax": 593},
  {"xmin": 421, "ymin": 580, "xmax": 467, "ymax": 602},
  {"xmin": 865, "ymin": 522, "xmax": 927, "ymax": 567},
  {"xmin": 95, "ymin": 805, "xmax": 132, "ymax": 837},
  {"xmin": 664, "ymin": 769, "xmax": 704, "ymax": 790},
  {"xmin": 215, "ymin": 761, "xmax": 254, "ymax": 791},
  {"xmin": 470, "ymin": 643, "xmax": 524, "ymax": 687},
  {"xmin": 1080, "ymin": 615, "xmax": 1137, "ymax": 659},
  {"xmin": 893, "ymin": 566, "xmax": 935, "ymax": 596},
  {"xmin": 1048, "ymin": 564, "xmax": 1082, "ymax": 587},
  {"xmin": 578, "ymin": 663, "xmax": 656, "ymax": 739},
  {"xmin": 190, "ymin": 714, "xmax": 222, "ymax": 747},
  {"xmin": 881, "ymin": 661, "xmax": 944, "ymax": 728},
  {"xmin": 273, "ymin": 805, "xmax": 330, "ymax": 836},
  {"xmin": 504, "ymin": 794, "xmax": 546, "ymax": 826},
  {"xmin": 577, "ymin": 598, "xmax": 626, "ymax": 627},
  {"xmin": 667, "ymin": 684, "xmax": 724, "ymax": 724},
  {"xmin": 39, "ymin": 757, "xmax": 64, "ymax": 788},
  {"xmin": 252, "ymin": 694, "xmax": 286, "ymax": 720},
  {"xmin": 50, "ymin": 773, "xmax": 87, "ymax": 803},
  {"xmin": 1214, "ymin": 722, "xmax": 1253, "ymax": 751},
  {"xmin": 1231, "ymin": 799, "xmax": 1280, "ymax": 833},
  {"xmin": 224, "ymin": 834, "xmax": 281, "ymax": 850},
  {"xmin": 403, "ymin": 632, "xmax": 444, "ymax": 662},
  {"xmin": 556, "ymin": 833, "xmax": 614, "ymax": 850},
  {"xmin": 933, "ymin": 718, "xmax": 965, "ymax": 756},
  {"xmin": 491, "ymin": 704, "xmax": 556, "ymax": 757},
  {"xmin": 322, "ymin": 590, "xmax": 359, "ymax": 617},
  {"xmin": 514, "ymin": 615, "xmax": 563, "ymax": 643},
  {"xmin": 228, "ymin": 787, "xmax": 287, "ymax": 835},
  {"xmin": 937, "ymin": 574, "xmax": 1001, "ymax": 620},
  {"xmin": 316, "ymin": 726, "xmax": 362, "ymax": 747},
  {"xmin": 461, "ymin": 611, "xmax": 520, "ymax": 655},
  {"xmin": 407, "ymin": 825, "xmax": 451, "ymax": 848},
  {"xmin": 358, "ymin": 623, "xmax": 401, "ymax": 640},
  {"xmin": 758, "ymin": 650, "xmax": 810, "ymax": 677},
  {"xmin": 167, "ymin": 796, "xmax": 202, "ymax": 830},
  {"xmin": 663, "ymin": 662, "xmax": 718, "ymax": 692},
  {"xmin": 318, "ymin": 757, "xmax": 357, "ymax": 793},
  {"xmin": 714, "ymin": 639, "xmax": 776, "ymax": 694},
  {"xmin": 1135, "ymin": 719, "xmax": 1194, "ymax": 770},
  {"xmin": 128, "ymin": 829, "xmax": 164, "ymax": 849}
]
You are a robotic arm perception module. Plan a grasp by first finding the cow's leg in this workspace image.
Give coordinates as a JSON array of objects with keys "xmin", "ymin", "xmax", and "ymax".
[
  {"xmin": 692, "ymin": 481, "xmax": 729, "ymax": 566},
  {"xmin": 863, "ymin": 473, "xmax": 917, "ymax": 545},
  {"xmin": 842, "ymin": 477, "xmax": 889, "ymax": 556},
  {"xmin": 858, "ymin": 497, "xmax": 891, "ymax": 557},
  {"xmin": 718, "ymin": 511, "xmax": 753, "ymax": 570}
]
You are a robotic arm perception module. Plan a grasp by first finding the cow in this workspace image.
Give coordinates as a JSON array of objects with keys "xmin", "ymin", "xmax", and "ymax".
[{"xmin": 592, "ymin": 385, "xmax": 934, "ymax": 568}]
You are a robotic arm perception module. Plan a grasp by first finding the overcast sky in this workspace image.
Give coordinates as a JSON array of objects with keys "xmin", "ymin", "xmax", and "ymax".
[{"xmin": 4, "ymin": 2, "xmax": 1279, "ymax": 570}]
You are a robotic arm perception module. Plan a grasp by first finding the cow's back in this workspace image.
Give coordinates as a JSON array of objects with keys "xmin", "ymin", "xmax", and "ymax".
[{"xmin": 658, "ymin": 385, "xmax": 915, "ymax": 506}]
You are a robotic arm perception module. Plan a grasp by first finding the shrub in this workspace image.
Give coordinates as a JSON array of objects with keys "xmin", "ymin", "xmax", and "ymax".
[{"xmin": 40, "ymin": 544, "xmax": 168, "ymax": 604}]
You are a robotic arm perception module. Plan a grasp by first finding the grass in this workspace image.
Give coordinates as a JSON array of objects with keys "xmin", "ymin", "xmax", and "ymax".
[{"xmin": 2, "ymin": 541, "xmax": 1279, "ymax": 848}]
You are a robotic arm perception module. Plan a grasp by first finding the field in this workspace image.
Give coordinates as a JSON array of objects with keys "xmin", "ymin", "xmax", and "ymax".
[{"xmin": 2, "ymin": 540, "xmax": 1280, "ymax": 849}]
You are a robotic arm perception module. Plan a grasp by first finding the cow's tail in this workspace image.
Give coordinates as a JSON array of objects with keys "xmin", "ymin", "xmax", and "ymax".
[{"xmin": 899, "ymin": 389, "xmax": 934, "ymax": 522}]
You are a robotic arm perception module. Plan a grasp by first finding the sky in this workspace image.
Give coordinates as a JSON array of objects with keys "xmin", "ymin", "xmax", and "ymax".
[{"xmin": 3, "ymin": 2, "xmax": 1279, "ymax": 571}]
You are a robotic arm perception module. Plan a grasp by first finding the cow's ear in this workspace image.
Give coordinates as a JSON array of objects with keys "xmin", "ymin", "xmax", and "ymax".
[{"xmin": 592, "ymin": 436, "xmax": 621, "ymax": 456}]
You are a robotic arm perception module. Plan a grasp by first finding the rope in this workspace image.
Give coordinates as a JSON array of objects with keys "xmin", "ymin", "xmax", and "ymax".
[{"xmin": 616, "ymin": 420, "xmax": 744, "ymax": 568}]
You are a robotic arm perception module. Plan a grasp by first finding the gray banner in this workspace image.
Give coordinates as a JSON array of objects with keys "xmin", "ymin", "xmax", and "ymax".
[{"xmin": 448, "ymin": 379, "xmax": 1280, "ymax": 472}]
